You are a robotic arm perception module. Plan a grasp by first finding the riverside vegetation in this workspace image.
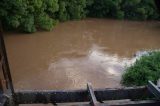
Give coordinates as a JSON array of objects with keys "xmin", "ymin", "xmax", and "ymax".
[
  {"xmin": 0, "ymin": 0, "xmax": 159, "ymax": 33},
  {"xmin": 122, "ymin": 51, "xmax": 160, "ymax": 86}
]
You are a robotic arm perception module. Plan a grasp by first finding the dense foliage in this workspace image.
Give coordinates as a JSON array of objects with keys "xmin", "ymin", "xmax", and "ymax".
[
  {"xmin": 0, "ymin": 0, "xmax": 59, "ymax": 33},
  {"xmin": 0, "ymin": 0, "xmax": 159, "ymax": 33},
  {"xmin": 57, "ymin": 0, "xmax": 87, "ymax": 21},
  {"xmin": 122, "ymin": 52, "xmax": 160, "ymax": 86},
  {"xmin": 87, "ymin": 0, "xmax": 124, "ymax": 19},
  {"xmin": 122, "ymin": 0, "xmax": 159, "ymax": 20}
]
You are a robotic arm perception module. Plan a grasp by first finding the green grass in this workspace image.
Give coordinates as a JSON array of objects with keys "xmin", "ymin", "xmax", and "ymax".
[{"xmin": 121, "ymin": 51, "xmax": 160, "ymax": 86}]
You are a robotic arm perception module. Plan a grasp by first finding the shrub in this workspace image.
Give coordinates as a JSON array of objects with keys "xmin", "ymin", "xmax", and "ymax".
[{"xmin": 122, "ymin": 51, "xmax": 160, "ymax": 86}]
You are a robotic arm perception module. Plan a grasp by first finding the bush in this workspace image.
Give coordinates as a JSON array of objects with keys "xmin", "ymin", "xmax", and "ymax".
[{"xmin": 122, "ymin": 51, "xmax": 160, "ymax": 86}]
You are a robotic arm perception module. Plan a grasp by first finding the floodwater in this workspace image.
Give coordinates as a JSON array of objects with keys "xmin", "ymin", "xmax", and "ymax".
[{"xmin": 4, "ymin": 19, "xmax": 160, "ymax": 90}]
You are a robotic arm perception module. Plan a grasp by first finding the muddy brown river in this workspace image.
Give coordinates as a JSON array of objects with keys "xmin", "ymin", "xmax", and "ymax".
[{"xmin": 4, "ymin": 19, "xmax": 160, "ymax": 90}]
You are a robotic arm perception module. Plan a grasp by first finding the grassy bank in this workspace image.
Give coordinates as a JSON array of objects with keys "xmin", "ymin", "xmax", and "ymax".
[
  {"xmin": 0, "ymin": 0, "xmax": 160, "ymax": 33},
  {"xmin": 121, "ymin": 51, "xmax": 160, "ymax": 86}
]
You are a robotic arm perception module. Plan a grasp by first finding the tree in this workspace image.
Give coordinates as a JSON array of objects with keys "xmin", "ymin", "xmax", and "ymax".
[
  {"xmin": 57, "ymin": 0, "xmax": 87, "ymax": 21},
  {"xmin": 0, "ymin": 0, "xmax": 159, "ymax": 33},
  {"xmin": 0, "ymin": 0, "xmax": 59, "ymax": 33},
  {"xmin": 122, "ymin": 0, "xmax": 159, "ymax": 20}
]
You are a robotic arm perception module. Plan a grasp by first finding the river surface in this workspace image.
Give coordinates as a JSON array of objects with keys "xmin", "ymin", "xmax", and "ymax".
[{"xmin": 4, "ymin": 19, "xmax": 160, "ymax": 90}]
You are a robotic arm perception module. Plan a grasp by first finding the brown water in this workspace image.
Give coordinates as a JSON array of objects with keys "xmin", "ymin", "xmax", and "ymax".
[{"xmin": 4, "ymin": 19, "xmax": 160, "ymax": 90}]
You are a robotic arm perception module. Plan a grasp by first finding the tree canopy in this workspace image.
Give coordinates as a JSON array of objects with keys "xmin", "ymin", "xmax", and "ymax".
[{"xmin": 0, "ymin": 0, "xmax": 159, "ymax": 33}]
